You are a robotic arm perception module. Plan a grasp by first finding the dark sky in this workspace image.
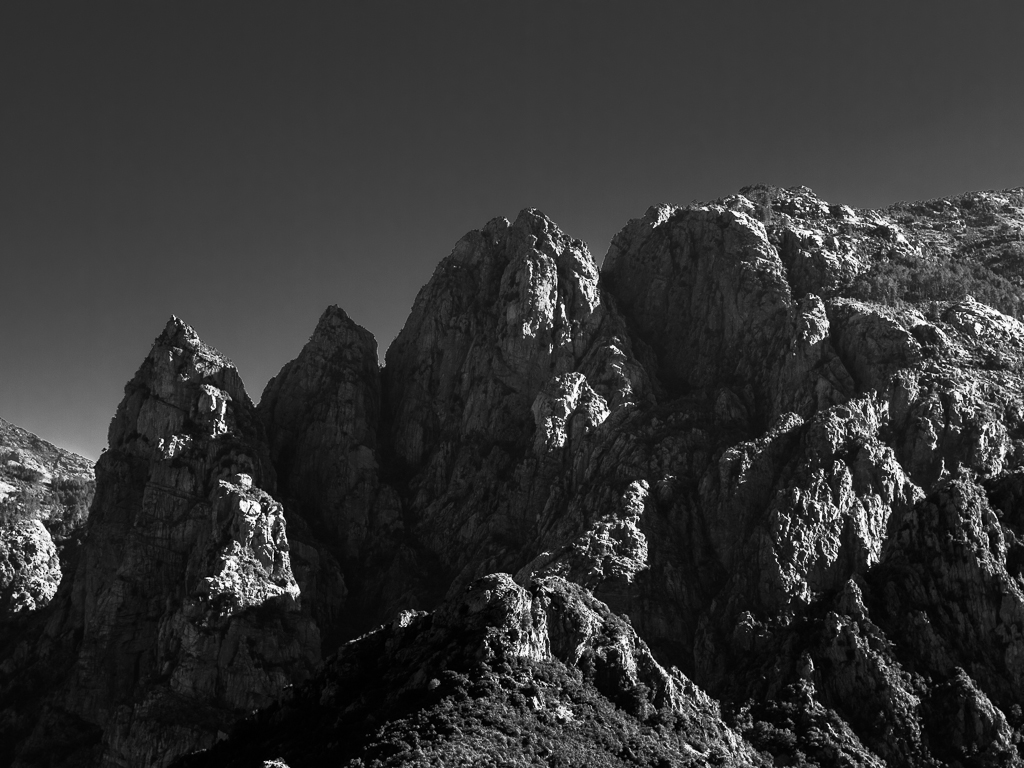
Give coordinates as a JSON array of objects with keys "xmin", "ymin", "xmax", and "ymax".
[{"xmin": 2, "ymin": 1, "xmax": 1023, "ymax": 460}]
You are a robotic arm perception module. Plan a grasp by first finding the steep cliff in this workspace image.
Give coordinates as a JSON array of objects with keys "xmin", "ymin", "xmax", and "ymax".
[
  {"xmin": 0, "ymin": 417, "xmax": 94, "ymax": 616},
  {"xmin": 258, "ymin": 305, "xmax": 384, "ymax": 643},
  {"xmin": 214, "ymin": 186, "xmax": 1024, "ymax": 767},
  {"xmin": 590, "ymin": 187, "xmax": 1024, "ymax": 765},
  {"xmin": 183, "ymin": 573, "xmax": 762, "ymax": 767},
  {"xmin": 6, "ymin": 319, "xmax": 319, "ymax": 768},
  {"xmin": 378, "ymin": 209, "xmax": 651, "ymax": 608},
  {"xmin": 5, "ymin": 185, "xmax": 1024, "ymax": 767}
]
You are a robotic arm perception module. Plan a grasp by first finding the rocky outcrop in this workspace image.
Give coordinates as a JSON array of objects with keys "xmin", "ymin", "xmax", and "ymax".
[
  {"xmin": 181, "ymin": 573, "xmax": 761, "ymax": 767},
  {"xmin": 7, "ymin": 185, "xmax": 1024, "ymax": 767},
  {"xmin": 602, "ymin": 199, "xmax": 854, "ymax": 423},
  {"xmin": 0, "ymin": 417, "xmax": 94, "ymax": 615},
  {"xmin": 258, "ymin": 305, "xmax": 386, "ymax": 641},
  {"xmin": 11, "ymin": 319, "xmax": 319, "ymax": 768},
  {"xmin": 592, "ymin": 187, "xmax": 1024, "ymax": 766},
  {"xmin": 377, "ymin": 210, "xmax": 649, "ymax": 609},
  {"xmin": 256, "ymin": 210, "xmax": 652, "ymax": 635},
  {"xmin": 233, "ymin": 187, "xmax": 1024, "ymax": 766},
  {"xmin": 385, "ymin": 210, "xmax": 646, "ymax": 464},
  {"xmin": 0, "ymin": 519, "xmax": 61, "ymax": 615}
]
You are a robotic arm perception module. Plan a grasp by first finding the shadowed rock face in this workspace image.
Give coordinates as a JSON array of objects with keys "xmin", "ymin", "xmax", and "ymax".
[
  {"xmin": 257, "ymin": 210, "xmax": 653, "ymax": 638},
  {"xmin": 7, "ymin": 186, "xmax": 1024, "ymax": 767},
  {"xmin": 12, "ymin": 318, "xmax": 319, "ymax": 768},
  {"xmin": 230, "ymin": 188, "xmax": 1024, "ymax": 768},
  {"xmin": 257, "ymin": 305, "xmax": 382, "ymax": 642},
  {"xmin": 602, "ymin": 200, "xmax": 855, "ymax": 424},
  {"xmin": 260, "ymin": 305, "xmax": 381, "ymax": 560}
]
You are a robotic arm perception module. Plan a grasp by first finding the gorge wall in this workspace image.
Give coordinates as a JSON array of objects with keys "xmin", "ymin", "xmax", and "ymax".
[{"xmin": 3, "ymin": 185, "xmax": 1024, "ymax": 767}]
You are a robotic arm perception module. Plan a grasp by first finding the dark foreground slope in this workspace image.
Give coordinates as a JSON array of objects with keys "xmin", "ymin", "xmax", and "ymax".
[
  {"xmin": 184, "ymin": 573, "xmax": 761, "ymax": 767},
  {"xmin": 4, "ymin": 185, "xmax": 1024, "ymax": 767}
]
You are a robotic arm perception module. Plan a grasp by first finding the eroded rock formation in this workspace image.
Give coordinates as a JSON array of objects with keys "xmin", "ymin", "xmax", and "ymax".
[
  {"xmin": 0, "ymin": 417, "xmax": 94, "ymax": 616},
  {"xmin": 9, "ymin": 319, "xmax": 319, "ymax": 768},
  {"xmin": 183, "ymin": 573, "xmax": 761, "ymax": 767},
  {"xmin": 378, "ymin": 208, "xmax": 650, "ymax": 610},
  {"xmin": 5, "ymin": 185, "xmax": 1024, "ymax": 767},
  {"xmin": 258, "ymin": 305, "xmax": 383, "ymax": 642}
]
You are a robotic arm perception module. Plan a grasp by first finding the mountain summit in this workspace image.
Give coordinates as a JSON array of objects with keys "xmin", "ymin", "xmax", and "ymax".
[{"xmin": 3, "ymin": 185, "xmax": 1024, "ymax": 767}]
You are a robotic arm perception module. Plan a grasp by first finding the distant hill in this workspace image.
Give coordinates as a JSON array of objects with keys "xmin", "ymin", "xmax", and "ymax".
[
  {"xmin": 5, "ymin": 186, "xmax": 1024, "ymax": 767},
  {"xmin": 0, "ymin": 416, "xmax": 94, "ymax": 614}
]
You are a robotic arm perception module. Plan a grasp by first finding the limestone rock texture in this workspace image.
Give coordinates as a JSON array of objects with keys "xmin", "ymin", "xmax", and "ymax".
[
  {"xmin": 0, "ymin": 417, "xmax": 94, "ymax": 615},
  {"xmin": 4, "ymin": 319, "xmax": 318, "ymax": 768},
  {"xmin": 6, "ymin": 186, "xmax": 1024, "ymax": 767}
]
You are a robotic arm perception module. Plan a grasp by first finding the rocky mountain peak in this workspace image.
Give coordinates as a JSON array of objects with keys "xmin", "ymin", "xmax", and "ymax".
[
  {"xmin": 161, "ymin": 314, "xmax": 218, "ymax": 352},
  {"xmin": 384, "ymin": 208, "xmax": 641, "ymax": 468},
  {"xmin": 291, "ymin": 304, "xmax": 376, "ymax": 358},
  {"xmin": 257, "ymin": 304, "xmax": 382, "ymax": 641},
  {"xmin": 601, "ymin": 195, "xmax": 853, "ymax": 426},
  {"xmin": 8, "ymin": 319, "xmax": 318, "ymax": 767},
  {"xmin": 7, "ymin": 186, "xmax": 1024, "ymax": 767},
  {"xmin": 106, "ymin": 316, "xmax": 258, "ymax": 473},
  {"xmin": 0, "ymin": 419, "xmax": 93, "ymax": 616}
]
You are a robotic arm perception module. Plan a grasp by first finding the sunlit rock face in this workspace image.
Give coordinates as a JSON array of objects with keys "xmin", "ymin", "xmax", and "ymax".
[
  {"xmin": 7, "ymin": 186, "xmax": 1024, "ymax": 767},
  {"xmin": 384, "ymin": 209, "xmax": 646, "ymax": 468},
  {"xmin": 363, "ymin": 210, "xmax": 651, "ymax": 623},
  {"xmin": 0, "ymin": 519, "xmax": 61, "ymax": 614},
  {"xmin": 15, "ymin": 318, "xmax": 319, "ymax": 768},
  {"xmin": 0, "ymin": 417, "xmax": 94, "ymax": 616}
]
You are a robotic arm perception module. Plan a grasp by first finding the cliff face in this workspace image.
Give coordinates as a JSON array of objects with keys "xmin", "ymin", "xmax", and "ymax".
[
  {"xmin": 378, "ymin": 209, "xmax": 649, "ymax": 607},
  {"xmin": 9, "ymin": 319, "xmax": 319, "ymax": 768},
  {"xmin": 588, "ymin": 187, "xmax": 1024, "ymax": 765},
  {"xmin": 602, "ymin": 199, "xmax": 854, "ymax": 421},
  {"xmin": 257, "ymin": 305, "xmax": 383, "ymax": 643},
  {"xmin": 5, "ymin": 185, "xmax": 1024, "ymax": 767}
]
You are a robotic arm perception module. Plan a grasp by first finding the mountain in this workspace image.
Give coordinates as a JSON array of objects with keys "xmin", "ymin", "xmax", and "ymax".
[
  {"xmin": 0, "ymin": 417, "xmax": 94, "ymax": 616},
  {"xmin": 3, "ymin": 185, "xmax": 1024, "ymax": 767}
]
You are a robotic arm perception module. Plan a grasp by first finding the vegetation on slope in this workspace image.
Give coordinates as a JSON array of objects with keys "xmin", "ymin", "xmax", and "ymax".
[{"xmin": 0, "ymin": 418, "xmax": 94, "ymax": 543}]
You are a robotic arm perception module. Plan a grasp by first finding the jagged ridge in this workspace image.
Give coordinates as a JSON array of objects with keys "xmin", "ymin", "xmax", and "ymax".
[{"xmin": 3, "ymin": 185, "xmax": 1024, "ymax": 767}]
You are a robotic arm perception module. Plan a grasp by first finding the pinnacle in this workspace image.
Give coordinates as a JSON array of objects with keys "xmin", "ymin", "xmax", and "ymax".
[
  {"xmin": 317, "ymin": 304, "xmax": 354, "ymax": 325},
  {"xmin": 512, "ymin": 207, "xmax": 559, "ymax": 235},
  {"xmin": 159, "ymin": 315, "xmax": 202, "ymax": 350},
  {"xmin": 153, "ymin": 315, "xmax": 232, "ymax": 369}
]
